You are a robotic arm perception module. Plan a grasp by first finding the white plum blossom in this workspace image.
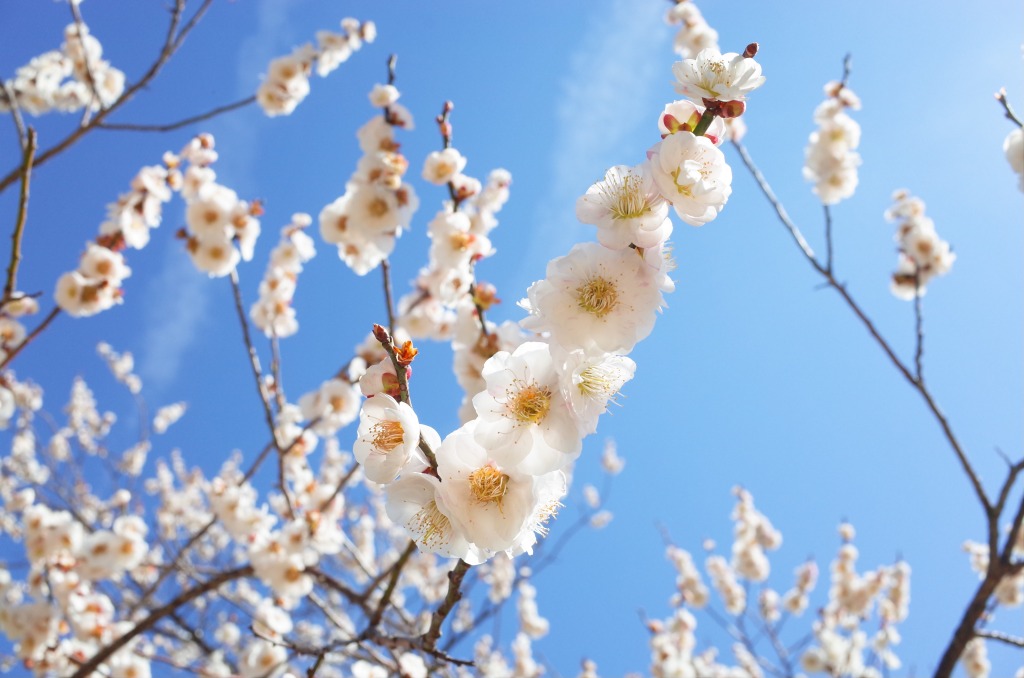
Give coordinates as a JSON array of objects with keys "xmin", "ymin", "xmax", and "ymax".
[
  {"xmin": 672, "ymin": 47, "xmax": 765, "ymax": 104},
  {"xmin": 423, "ymin": 148, "xmax": 468, "ymax": 185},
  {"xmin": 353, "ymin": 394, "xmax": 423, "ymax": 484},
  {"xmin": 649, "ymin": 130, "xmax": 732, "ymax": 226},
  {"xmin": 471, "ymin": 342, "xmax": 582, "ymax": 475},
  {"xmin": 575, "ymin": 163, "xmax": 672, "ymax": 250},
  {"xmin": 521, "ymin": 243, "xmax": 665, "ymax": 355}
]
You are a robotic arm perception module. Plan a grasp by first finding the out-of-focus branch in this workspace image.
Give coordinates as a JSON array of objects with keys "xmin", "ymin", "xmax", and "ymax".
[
  {"xmin": 422, "ymin": 559, "xmax": 471, "ymax": 651},
  {"xmin": 0, "ymin": 306, "xmax": 60, "ymax": 370},
  {"xmin": 70, "ymin": 565, "xmax": 253, "ymax": 678},
  {"xmin": 976, "ymin": 629, "xmax": 1024, "ymax": 648},
  {"xmin": 98, "ymin": 95, "xmax": 257, "ymax": 132},
  {"xmin": 361, "ymin": 540, "xmax": 417, "ymax": 637},
  {"xmin": 381, "ymin": 258, "xmax": 397, "ymax": 337},
  {"xmin": 995, "ymin": 88, "xmax": 1023, "ymax": 128},
  {"xmin": 1, "ymin": 83, "xmax": 28, "ymax": 151},
  {"xmin": 0, "ymin": 0, "xmax": 210, "ymax": 195},
  {"xmin": 913, "ymin": 270, "xmax": 924, "ymax": 382},
  {"xmin": 5, "ymin": 128, "xmax": 36, "ymax": 303}
]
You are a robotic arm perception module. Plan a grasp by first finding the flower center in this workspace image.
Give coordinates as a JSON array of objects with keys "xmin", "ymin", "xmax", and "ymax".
[
  {"xmin": 370, "ymin": 420, "xmax": 404, "ymax": 452},
  {"xmin": 576, "ymin": 276, "xmax": 619, "ymax": 318},
  {"xmin": 367, "ymin": 197, "xmax": 390, "ymax": 218},
  {"xmin": 469, "ymin": 465, "xmax": 509, "ymax": 507},
  {"xmin": 506, "ymin": 381, "xmax": 552, "ymax": 424},
  {"xmin": 576, "ymin": 363, "xmax": 623, "ymax": 400},
  {"xmin": 602, "ymin": 172, "xmax": 649, "ymax": 220},
  {"xmin": 410, "ymin": 500, "xmax": 451, "ymax": 548}
]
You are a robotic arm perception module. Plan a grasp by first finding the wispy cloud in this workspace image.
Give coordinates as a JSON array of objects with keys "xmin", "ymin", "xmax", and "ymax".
[
  {"xmin": 137, "ymin": 245, "xmax": 210, "ymax": 392},
  {"xmin": 527, "ymin": 0, "xmax": 670, "ymax": 266},
  {"xmin": 137, "ymin": 0, "xmax": 292, "ymax": 393}
]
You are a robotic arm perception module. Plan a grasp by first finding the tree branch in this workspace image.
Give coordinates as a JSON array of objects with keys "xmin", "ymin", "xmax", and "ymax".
[
  {"xmin": 5, "ymin": 128, "xmax": 36, "ymax": 303},
  {"xmin": 98, "ymin": 95, "xmax": 256, "ymax": 132}
]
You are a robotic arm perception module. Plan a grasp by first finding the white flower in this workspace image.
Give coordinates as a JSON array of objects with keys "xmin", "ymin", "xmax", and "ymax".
[
  {"xmin": 672, "ymin": 48, "xmax": 765, "ymax": 103},
  {"xmin": 353, "ymin": 394, "xmax": 422, "ymax": 484},
  {"xmin": 557, "ymin": 349, "xmax": 636, "ymax": 436},
  {"xmin": 437, "ymin": 422, "xmax": 566, "ymax": 554},
  {"xmin": 369, "ymin": 83, "xmax": 399, "ymax": 107},
  {"xmin": 471, "ymin": 342, "xmax": 582, "ymax": 475},
  {"xmin": 422, "ymin": 148, "xmax": 467, "ymax": 185},
  {"xmin": 298, "ymin": 378, "xmax": 361, "ymax": 436},
  {"xmin": 575, "ymin": 164, "xmax": 671, "ymax": 250},
  {"xmin": 659, "ymin": 100, "xmax": 725, "ymax": 144},
  {"xmin": 649, "ymin": 131, "xmax": 732, "ymax": 226},
  {"xmin": 186, "ymin": 234, "xmax": 240, "ymax": 277},
  {"xmin": 385, "ymin": 470, "xmax": 488, "ymax": 564},
  {"xmin": 521, "ymin": 243, "xmax": 664, "ymax": 355}
]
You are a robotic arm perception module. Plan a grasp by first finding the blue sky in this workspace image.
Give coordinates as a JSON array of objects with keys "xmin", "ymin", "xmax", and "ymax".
[{"xmin": 0, "ymin": 0, "xmax": 1021, "ymax": 674}]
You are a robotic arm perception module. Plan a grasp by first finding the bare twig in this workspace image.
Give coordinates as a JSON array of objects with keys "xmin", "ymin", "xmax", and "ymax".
[
  {"xmin": 0, "ymin": 306, "xmax": 60, "ymax": 370},
  {"xmin": 823, "ymin": 204, "xmax": 834, "ymax": 274},
  {"xmin": 361, "ymin": 540, "xmax": 417, "ymax": 637},
  {"xmin": 731, "ymin": 139, "xmax": 989, "ymax": 516},
  {"xmin": 976, "ymin": 629, "xmax": 1024, "ymax": 648},
  {"xmin": 995, "ymin": 88, "xmax": 1024, "ymax": 128},
  {"xmin": 0, "ymin": 0, "xmax": 211, "ymax": 195},
  {"xmin": 5, "ymin": 128, "xmax": 37, "ymax": 302},
  {"xmin": 70, "ymin": 566, "xmax": 253, "ymax": 678},
  {"xmin": 381, "ymin": 258, "xmax": 397, "ymax": 337},
  {"xmin": 1, "ymin": 82, "xmax": 28, "ymax": 151},
  {"xmin": 913, "ymin": 270, "xmax": 925, "ymax": 382},
  {"xmin": 98, "ymin": 95, "xmax": 257, "ymax": 132}
]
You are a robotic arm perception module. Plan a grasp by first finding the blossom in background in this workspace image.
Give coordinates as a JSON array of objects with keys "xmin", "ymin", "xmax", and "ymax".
[
  {"xmin": 804, "ymin": 80, "xmax": 863, "ymax": 205},
  {"xmin": 886, "ymin": 190, "xmax": 955, "ymax": 300}
]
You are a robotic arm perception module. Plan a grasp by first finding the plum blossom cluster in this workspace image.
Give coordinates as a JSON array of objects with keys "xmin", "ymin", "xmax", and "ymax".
[
  {"xmin": 664, "ymin": 0, "xmax": 719, "ymax": 60},
  {"xmin": 370, "ymin": 51, "xmax": 763, "ymax": 567},
  {"xmin": 249, "ymin": 214, "xmax": 317, "ymax": 339},
  {"xmin": 633, "ymin": 489, "xmax": 910, "ymax": 678},
  {"xmin": 0, "ymin": 21, "xmax": 124, "ymax": 116},
  {"xmin": 54, "ymin": 133, "xmax": 258, "ymax": 316},
  {"xmin": 180, "ymin": 135, "xmax": 262, "ymax": 277},
  {"xmin": 257, "ymin": 18, "xmax": 376, "ymax": 116},
  {"xmin": 885, "ymin": 190, "xmax": 955, "ymax": 300},
  {"xmin": 803, "ymin": 80, "xmax": 862, "ymax": 205},
  {"xmin": 319, "ymin": 83, "xmax": 418, "ymax": 275}
]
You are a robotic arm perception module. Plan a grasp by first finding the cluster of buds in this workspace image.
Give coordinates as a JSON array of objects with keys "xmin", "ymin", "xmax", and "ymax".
[
  {"xmin": 257, "ymin": 18, "xmax": 376, "ymax": 117},
  {"xmin": 803, "ymin": 79, "xmax": 862, "ymax": 205},
  {"xmin": 0, "ymin": 21, "xmax": 124, "ymax": 116},
  {"xmin": 885, "ymin": 190, "xmax": 955, "ymax": 300}
]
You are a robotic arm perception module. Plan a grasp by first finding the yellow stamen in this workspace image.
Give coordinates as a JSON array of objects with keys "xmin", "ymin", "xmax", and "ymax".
[
  {"xmin": 370, "ymin": 420, "xmax": 404, "ymax": 452},
  {"xmin": 506, "ymin": 381, "xmax": 552, "ymax": 424},
  {"xmin": 469, "ymin": 465, "xmax": 510, "ymax": 507},
  {"xmin": 576, "ymin": 276, "xmax": 619, "ymax": 318}
]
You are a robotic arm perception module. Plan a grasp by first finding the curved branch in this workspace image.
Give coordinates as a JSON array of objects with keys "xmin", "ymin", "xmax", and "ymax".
[{"xmin": 98, "ymin": 95, "xmax": 257, "ymax": 132}]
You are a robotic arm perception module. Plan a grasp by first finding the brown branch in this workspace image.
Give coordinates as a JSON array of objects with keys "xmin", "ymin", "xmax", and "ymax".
[
  {"xmin": 1, "ymin": 83, "xmax": 28, "ymax": 151},
  {"xmin": 69, "ymin": 0, "xmax": 104, "ymax": 121},
  {"xmin": 731, "ymin": 139, "xmax": 990, "ymax": 516},
  {"xmin": 995, "ymin": 88, "xmax": 1024, "ymax": 128},
  {"xmin": 5, "ymin": 128, "xmax": 36, "ymax": 302},
  {"xmin": 70, "ymin": 565, "xmax": 253, "ymax": 678},
  {"xmin": 361, "ymin": 540, "xmax": 417, "ymax": 637},
  {"xmin": 0, "ymin": 305, "xmax": 60, "ymax": 370},
  {"xmin": 381, "ymin": 258, "xmax": 397, "ymax": 337},
  {"xmin": 0, "ymin": 0, "xmax": 210, "ymax": 195},
  {"xmin": 422, "ymin": 559, "xmax": 471, "ymax": 651},
  {"xmin": 98, "ymin": 95, "xmax": 256, "ymax": 132}
]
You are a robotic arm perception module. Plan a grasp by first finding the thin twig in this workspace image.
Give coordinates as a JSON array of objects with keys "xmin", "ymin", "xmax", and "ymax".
[
  {"xmin": 913, "ymin": 269, "xmax": 924, "ymax": 382},
  {"xmin": 0, "ymin": 306, "xmax": 60, "ymax": 370},
  {"xmin": 381, "ymin": 258, "xmax": 397, "ymax": 337},
  {"xmin": 0, "ymin": 0, "xmax": 209, "ymax": 195},
  {"xmin": 98, "ymin": 95, "xmax": 257, "ymax": 132},
  {"xmin": 731, "ymin": 139, "xmax": 989, "ymax": 516},
  {"xmin": 5, "ymin": 128, "xmax": 37, "ymax": 302},
  {"xmin": 1, "ymin": 82, "xmax": 28, "ymax": 151},
  {"xmin": 69, "ymin": 0, "xmax": 104, "ymax": 121},
  {"xmin": 995, "ymin": 88, "xmax": 1024, "ymax": 128},
  {"xmin": 823, "ymin": 204, "xmax": 834, "ymax": 274},
  {"xmin": 70, "ymin": 566, "xmax": 253, "ymax": 678},
  {"xmin": 362, "ymin": 540, "xmax": 417, "ymax": 637},
  {"xmin": 976, "ymin": 629, "xmax": 1024, "ymax": 648}
]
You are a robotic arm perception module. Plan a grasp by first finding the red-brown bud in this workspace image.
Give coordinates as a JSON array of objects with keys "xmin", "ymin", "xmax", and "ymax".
[
  {"xmin": 742, "ymin": 42, "xmax": 759, "ymax": 59},
  {"xmin": 372, "ymin": 323, "xmax": 390, "ymax": 344},
  {"xmin": 717, "ymin": 100, "xmax": 746, "ymax": 119}
]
